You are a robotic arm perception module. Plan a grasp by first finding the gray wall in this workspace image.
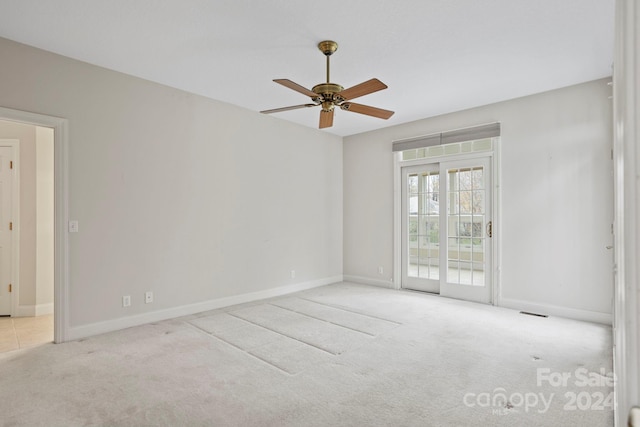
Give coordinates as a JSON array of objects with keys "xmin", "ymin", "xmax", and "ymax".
[
  {"xmin": 0, "ymin": 37, "xmax": 343, "ymax": 330},
  {"xmin": 0, "ymin": 34, "xmax": 613, "ymax": 334},
  {"xmin": 344, "ymin": 79, "xmax": 613, "ymax": 322}
]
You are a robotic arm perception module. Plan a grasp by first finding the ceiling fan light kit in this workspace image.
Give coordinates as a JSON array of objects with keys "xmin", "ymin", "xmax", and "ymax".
[{"xmin": 261, "ymin": 40, "xmax": 394, "ymax": 129}]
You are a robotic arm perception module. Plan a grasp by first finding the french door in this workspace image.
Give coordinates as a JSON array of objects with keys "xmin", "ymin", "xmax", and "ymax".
[{"xmin": 401, "ymin": 157, "xmax": 492, "ymax": 304}]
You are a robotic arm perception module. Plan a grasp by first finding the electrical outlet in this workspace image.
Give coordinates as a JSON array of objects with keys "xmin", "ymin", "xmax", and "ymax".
[
  {"xmin": 69, "ymin": 220, "xmax": 79, "ymax": 233},
  {"xmin": 378, "ymin": 266, "xmax": 384, "ymax": 275},
  {"xmin": 145, "ymin": 291, "xmax": 153, "ymax": 304},
  {"xmin": 290, "ymin": 270, "xmax": 296, "ymax": 279},
  {"xmin": 122, "ymin": 295, "xmax": 131, "ymax": 307}
]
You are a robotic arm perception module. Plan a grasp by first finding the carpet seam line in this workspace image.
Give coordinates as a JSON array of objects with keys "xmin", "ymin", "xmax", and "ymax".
[
  {"xmin": 225, "ymin": 312, "xmax": 339, "ymax": 355},
  {"xmin": 183, "ymin": 321, "xmax": 295, "ymax": 375},
  {"xmin": 297, "ymin": 297, "xmax": 402, "ymax": 325},
  {"xmin": 267, "ymin": 303, "xmax": 377, "ymax": 337}
]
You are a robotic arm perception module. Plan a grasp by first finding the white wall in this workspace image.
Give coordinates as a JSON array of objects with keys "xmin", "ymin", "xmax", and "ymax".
[
  {"xmin": 0, "ymin": 37, "xmax": 343, "ymax": 335},
  {"xmin": 0, "ymin": 33, "xmax": 612, "ymax": 339},
  {"xmin": 344, "ymin": 79, "xmax": 613, "ymax": 323}
]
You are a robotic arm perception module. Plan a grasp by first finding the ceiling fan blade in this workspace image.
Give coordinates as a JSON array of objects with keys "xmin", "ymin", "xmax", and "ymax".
[
  {"xmin": 341, "ymin": 102, "xmax": 394, "ymax": 120},
  {"xmin": 273, "ymin": 79, "xmax": 318, "ymax": 98},
  {"xmin": 319, "ymin": 109, "xmax": 334, "ymax": 129},
  {"xmin": 339, "ymin": 78, "xmax": 388, "ymax": 101},
  {"xmin": 260, "ymin": 104, "xmax": 318, "ymax": 114}
]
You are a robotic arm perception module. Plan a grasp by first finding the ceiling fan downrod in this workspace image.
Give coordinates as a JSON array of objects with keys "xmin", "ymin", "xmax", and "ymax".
[{"xmin": 318, "ymin": 40, "xmax": 338, "ymax": 84}]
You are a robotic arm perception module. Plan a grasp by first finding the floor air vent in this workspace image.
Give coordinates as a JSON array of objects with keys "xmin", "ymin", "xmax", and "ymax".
[{"xmin": 520, "ymin": 311, "xmax": 548, "ymax": 318}]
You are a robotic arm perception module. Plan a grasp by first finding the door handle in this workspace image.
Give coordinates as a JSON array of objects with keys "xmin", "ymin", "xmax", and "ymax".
[{"xmin": 486, "ymin": 221, "xmax": 492, "ymax": 238}]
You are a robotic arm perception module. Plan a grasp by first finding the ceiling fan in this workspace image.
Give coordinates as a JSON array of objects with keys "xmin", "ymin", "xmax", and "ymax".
[{"xmin": 260, "ymin": 40, "xmax": 394, "ymax": 129}]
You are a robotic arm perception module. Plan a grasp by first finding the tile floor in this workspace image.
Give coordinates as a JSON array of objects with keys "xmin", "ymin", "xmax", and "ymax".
[{"xmin": 0, "ymin": 314, "xmax": 53, "ymax": 353}]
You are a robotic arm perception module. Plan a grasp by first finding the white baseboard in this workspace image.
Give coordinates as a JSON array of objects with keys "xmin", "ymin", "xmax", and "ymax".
[
  {"xmin": 343, "ymin": 275, "xmax": 396, "ymax": 289},
  {"xmin": 13, "ymin": 302, "xmax": 53, "ymax": 317},
  {"xmin": 67, "ymin": 276, "xmax": 343, "ymax": 341},
  {"xmin": 499, "ymin": 297, "xmax": 612, "ymax": 325},
  {"xmin": 35, "ymin": 303, "xmax": 54, "ymax": 316},
  {"xmin": 14, "ymin": 305, "xmax": 35, "ymax": 317}
]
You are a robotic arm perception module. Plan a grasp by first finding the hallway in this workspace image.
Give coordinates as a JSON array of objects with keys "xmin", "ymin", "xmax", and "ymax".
[{"xmin": 0, "ymin": 314, "xmax": 53, "ymax": 353}]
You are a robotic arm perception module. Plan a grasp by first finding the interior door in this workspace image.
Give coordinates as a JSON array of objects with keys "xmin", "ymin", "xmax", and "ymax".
[
  {"xmin": 0, "ymin": 146, "xmax": 12, "ymax": 315},
  {"xmin": 402, "ymin": 157, "xmax": 492, "ymax": 304}
]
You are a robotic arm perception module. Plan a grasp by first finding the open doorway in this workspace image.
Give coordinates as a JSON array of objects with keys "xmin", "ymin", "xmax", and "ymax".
[
  {"xmin": 0, "ymin": 120, "xmax": 54, "ymax": 353},
  {"xmin": 0, "ymin": 107, "xmax": 69, "ymax": 345}
]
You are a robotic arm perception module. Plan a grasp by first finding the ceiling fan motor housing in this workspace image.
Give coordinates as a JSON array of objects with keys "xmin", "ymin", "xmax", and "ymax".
[
  {"xmin": 312, "ymin": 83, "xmax": 343, "ymax": 95},
  {"xmin": 312, "ymin": 83, "xmax": 346, "ymax": 111}
]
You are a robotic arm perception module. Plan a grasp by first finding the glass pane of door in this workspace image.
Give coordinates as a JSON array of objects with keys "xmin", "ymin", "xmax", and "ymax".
[
  {"xmin": 446, "ymin": 167, "xmax": 486, "ymax": 286},
  {"xmin": 409, "ymin": 171, "xmax": 440, "ymax": 280},
  {"xmin": 402, "ymin": 165, "xmax": 440, "ymax": 293},
  {"xmin": 440, "ymin": 157, "xmax": 492, "ymax": 303}
]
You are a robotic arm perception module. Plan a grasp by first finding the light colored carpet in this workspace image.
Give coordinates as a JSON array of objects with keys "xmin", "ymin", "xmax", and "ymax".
[{"xmin": 0, "ymin": 282, "xmax": 613, "ymax": 426}]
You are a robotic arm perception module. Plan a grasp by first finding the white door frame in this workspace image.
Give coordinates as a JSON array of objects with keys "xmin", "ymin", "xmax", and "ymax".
[
  {"xmin": 0, "ymin": 107, "xmax": 69, "ymax": 343},
  {"xmin": 394, "ymin": 146, "xmax": 501, "ymax": 305},
  {"xmin": 0, "ymin": 140, "xmax": 20, "ymax": 317},
  {"xmin": 613, "ymin": 0, "xmax": 639, "ymax": 425}
]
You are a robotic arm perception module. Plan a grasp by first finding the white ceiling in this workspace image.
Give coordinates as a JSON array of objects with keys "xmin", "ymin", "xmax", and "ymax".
[{"xmin": 0, "ymin": 0, "xmax": 614, "ymax": 137}]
